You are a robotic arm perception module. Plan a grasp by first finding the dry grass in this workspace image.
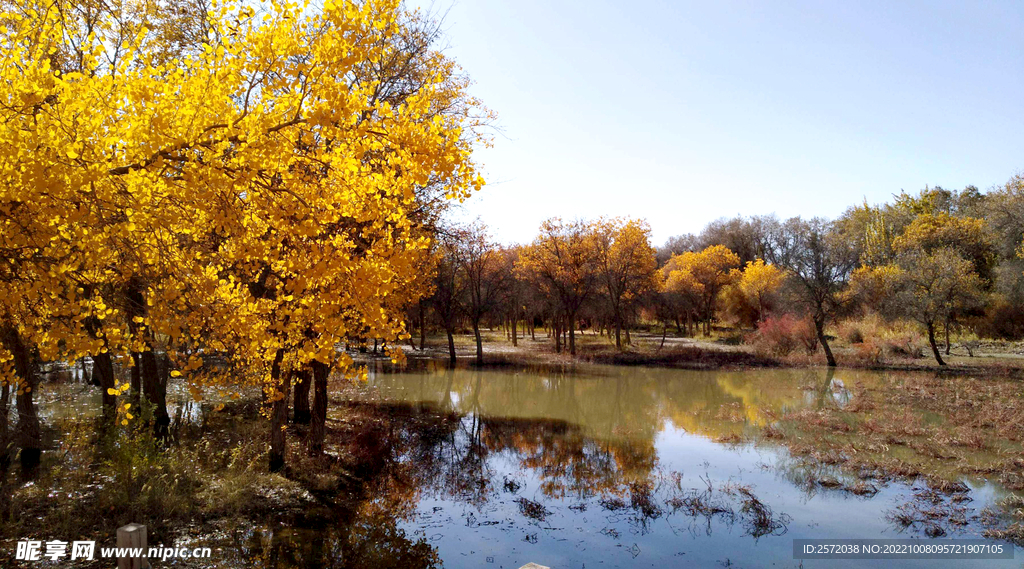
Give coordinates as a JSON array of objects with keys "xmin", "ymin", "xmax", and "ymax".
[
  {"xmin": 419, "ymin": 329, "xmax": 1024, "ymax": 378},
  {"xmin": 0, "ymin": 406, "xmax": 302, "ymax": 552},
  {"xmin": 514, "ymin": 497, "xmax": 551, "ymax": 521},
  {"xmin": 735, "ymin": 486, "xmax": 791, "ymax": 538},
  {"xmin": 886, "ymin": 486, "xmax": 974, "ymax": 538},
  {"xmin": 760, "ymin": 370, "xmax": 1024, "ymax": 541},
  {"xmin": 778, "ymin": 373, "xmax": 1024, "ymax": 482}
]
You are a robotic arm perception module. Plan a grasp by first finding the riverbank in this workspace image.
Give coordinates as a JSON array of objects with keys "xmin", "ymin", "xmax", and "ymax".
[{"xmin": 407, "ymin": 329, "xmax": 1024, "ymax": 378}]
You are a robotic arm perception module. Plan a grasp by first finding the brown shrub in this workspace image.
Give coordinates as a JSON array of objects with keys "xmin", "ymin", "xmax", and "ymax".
[{"xmin": 746, "ymin": 314, "xmax": 819, "ymax": 357}]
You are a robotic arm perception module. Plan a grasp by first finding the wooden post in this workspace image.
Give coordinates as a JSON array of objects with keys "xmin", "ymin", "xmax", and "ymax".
[{"xmin": 116, "ymin": 523, "xmax": 150, "ymax": 569}]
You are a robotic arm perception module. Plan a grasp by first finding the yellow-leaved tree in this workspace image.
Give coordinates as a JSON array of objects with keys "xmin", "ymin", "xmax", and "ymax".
[
  {"xmin": 0, "ymin": 0, "xmax": 488, "ymax": 471},
  {"xmin": 592, "ymin": 218, "xmax": 659, "ymax": 350},
  {"xmin": 517, "ymin": 219, "xmax": 599, "ymax": 356},
  {"xmin": 663, "ymin": 245, "xmax": 741, "ymax": 336},
  {"xmin": 738, "ymin": 259, "xmax": 786, "ymax": 323}
]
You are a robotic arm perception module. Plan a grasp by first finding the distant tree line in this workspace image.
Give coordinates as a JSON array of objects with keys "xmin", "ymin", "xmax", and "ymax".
[{"xmin": 412, "ymin": 176, "xmax": 1024, "ymax": 369}]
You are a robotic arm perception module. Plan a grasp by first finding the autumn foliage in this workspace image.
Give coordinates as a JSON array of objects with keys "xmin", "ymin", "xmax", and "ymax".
[{"xmin": 0, "ymin": 0, "xmax": 487, "ymax": 469}]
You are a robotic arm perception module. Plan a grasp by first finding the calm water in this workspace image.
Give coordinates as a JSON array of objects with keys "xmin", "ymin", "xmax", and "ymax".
[
  {"xmin": 224, "ymin": 363, "xmax": 1021, "ymax": 569},
  {"xmin": 23, "ymin": 363, "xmax": 1023, "ymax": 568}
]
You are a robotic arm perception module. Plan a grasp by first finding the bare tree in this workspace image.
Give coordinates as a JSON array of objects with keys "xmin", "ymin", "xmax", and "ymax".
[
  {"xmin": 457, "ymin": 222, "xmax": 506, "ymax": 365},
  {"xmin": 765, "ymin": 217, "xmax": 859, "ymax": 367},
  {"xmin": 432, "ymin": 230, "xmax": 465, "ymax": 366}
]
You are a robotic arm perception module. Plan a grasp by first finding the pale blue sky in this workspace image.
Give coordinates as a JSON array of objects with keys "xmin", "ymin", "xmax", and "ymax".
[{"xmin": 414, "ymin": 0, "xmax": 1024, "ymax": 244}]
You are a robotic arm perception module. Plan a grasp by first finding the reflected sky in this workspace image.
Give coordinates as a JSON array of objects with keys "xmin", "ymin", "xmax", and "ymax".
[
  {"xmin": 20, "ymin": 363, "xmax": 1021, "ymax": 568},
  {"xmin": 271, "ymin": 364, "xmax": 1017, "ymax": 569}
]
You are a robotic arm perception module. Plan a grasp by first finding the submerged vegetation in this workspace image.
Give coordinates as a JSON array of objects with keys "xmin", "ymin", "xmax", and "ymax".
[{"xmin": 759, "ymin": 369, "xmax": 1024, "ymax": 543}]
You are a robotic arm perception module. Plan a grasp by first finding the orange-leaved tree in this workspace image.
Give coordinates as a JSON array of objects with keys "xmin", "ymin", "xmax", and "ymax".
[
  {"xmin": 517, "ymin": 219, "xmax": 599, "ymax": 356},
  {"xmin": 592, "ymin": 218, "xmax": 659, "ymax": 350},
  {"xmin": 663, "ymin": 245, "xmax": 741, "ymax": 335}
]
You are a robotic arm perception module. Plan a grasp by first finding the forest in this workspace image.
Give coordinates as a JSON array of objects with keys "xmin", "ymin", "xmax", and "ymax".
[{"xmin": 422, "ymin": 179, "xmax": 1024, "ymax": 369}]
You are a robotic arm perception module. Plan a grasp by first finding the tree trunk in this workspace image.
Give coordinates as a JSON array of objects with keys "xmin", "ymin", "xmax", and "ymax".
[
  {"xmin": 2, "ymin": 326, "xmax": 41, "ymax": 475},
  {"xmin": 84, "ymin": 313, "xmax": 117, "ymax": 418},
  {"xmin": 292, "ymin": 369, "xmax": 311, "ymax": 424},
  {"xmin": 81, "ymin": 289, "xmax": 114, "ymax": 416},
  {"xmin": 613, "ymin": 307, "xmax": 622, "ymax": 350},
  {"xmin": 308, "ymin": 360, "xmax": 330, "ymax": 456},
  {"xmin": 140, "ymin": 350, "xmax": 169, "ymax": 438},
  {"xmin": 93, "ymin": 352, "xmax": 116, "ymax": 417},
  {"xmin": 268, "ymin": 349, "xmax": 289, "ymax": 472},
  {"xmin": 125, "ymin": 281, "xmax": 169, "ymax": 436},
  {"xmin": 0, "ymin": 380, "xmax": 11, "ymax": 472},
  {"xmin": 445, "ymin": 327, "xmax": 457, "ymax": 366},
  {"xmin": 511, "ymin": 312, "xmax": 518, "ymax": 347},
  {"xmin": 554, "ymin": 319, "xmax": 562, "ymax": 352},
  {"xmin": 130, "ymin": 353, "xmax": 142, "ymax": 402},
  {"xmin": 418, "ymin": 301, "xmax": 426, "ymax": 350},
  {"xmin": 84, "ymin": 360, "xmax": 97, "ymax": 386},
  {"xmin": 927, "ymin": 322, "xmax": 946, "ymax": 366},
  {"xmin": 569, "ymin": 313, "xmax": 577, "ymax": 356},
  {"xmin": 406, "ymin": 324, "xmax": 417, "ymax": 350},
  {"xmin": 472, "ymin": 319, "xmax": 484, "ymax": 365},
  {"xmin": 814, "ymin": 317, "xmax": 837, "ymax": 367},
  {"xmin": 944, "ymin": 318, "xmax": 951, "ymax": 356}
]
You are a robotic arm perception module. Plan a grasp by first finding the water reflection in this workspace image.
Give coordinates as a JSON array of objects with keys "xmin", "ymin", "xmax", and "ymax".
[
  {"xmin": 224, "ymin": 520, "xmax": 441, "ymax": 569},
  {"xmin": 16, "ymin": 364, "xmax": 1019, "ymax": 568},
  {"xmin": 366, "ymin": 364, "xmax": 823, "ymax": 442},
  {"xmin": 219, "ymin": 365, "xmax": 1017, "ymax": 569}
]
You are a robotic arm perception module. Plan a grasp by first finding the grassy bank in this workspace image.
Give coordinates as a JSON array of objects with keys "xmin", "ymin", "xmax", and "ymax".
[
  {"xmin": 751, "ymin": 371, "xmax": 1024, "ymax": 542},
  {"xmin": 415, "ymin": 328, "xmax": 1024, "ymax": 377}
]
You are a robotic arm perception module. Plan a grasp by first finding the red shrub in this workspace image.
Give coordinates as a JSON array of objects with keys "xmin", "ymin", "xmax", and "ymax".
[{"xmin": 746, "ymin": 314, "xmax": 819, "ymax": 357}]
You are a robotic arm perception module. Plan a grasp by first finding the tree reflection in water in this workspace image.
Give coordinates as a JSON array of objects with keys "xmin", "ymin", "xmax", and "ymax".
[
  {"xmin": 221, "ymin": 371, "xmax": 798, "ymax": 568},
  {"xmin": 14, "ymin": 364, "xmax": 1020, "ymax": 568},
  {"xmin": 222, "ymin": 364, "xmax": 1020, "ymax": 568}
]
